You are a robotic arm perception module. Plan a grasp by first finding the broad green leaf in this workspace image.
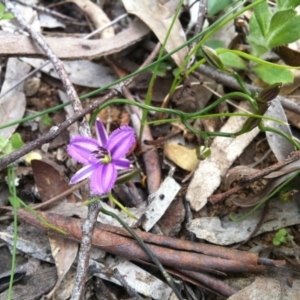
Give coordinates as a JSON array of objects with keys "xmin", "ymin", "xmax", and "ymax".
[
  {"xmin": 0, "ymin": 3, "xmax": 5, "ymax": 15},
  {"xmin": 276, "ymin": 228, "xmax": 287, "ymax": 238},
  {"xmin": 248, "ymin": 13, "xmax": 269, "ymax": 56},
  {"xmin": 41, "ymin": 114, "xmax": 53, "ymax": 126},
  {"xmin": 10, "ymin": 133, "xmax": 24, "ymax": 150},
  {"xmin": 219, "ymin": 52, "xmax": 246, "ymax": 69},
  {"xmin": 1, "ymin": 12, "xmax": 14, "ymax": 20},
  {"xmin": 273, "ymin": 238, "xmax": 281, "ymax": 246},
  {"xmin": 205, "ymin": 39, "xmax": 225, "ymax": 50},
  {"xmin": 0, "ymin": 136, "xmax": 13, "ymax": 157},
  {"xmin": 276, "ymin": 0, "xmax": 300, "ymax": 10},
  {"xmin": 253, "ymin": 64, "xmax": 294, "ymax": 84},
  {"xmin": 267, "ymin": 10, "xmax": 300, "ymax": 48},
  {"xmin": 253, "ymin": 0, "xmax": 271, "ymax": 37},
  {"xmin": 208, "ymin": 0, "xmax": 232, "ymax": 16}
]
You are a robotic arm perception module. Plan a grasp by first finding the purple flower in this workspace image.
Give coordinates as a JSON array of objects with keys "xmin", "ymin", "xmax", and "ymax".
[{"xmin": 67, "ymin": 120, "xmax": 135, "ymax": 195}]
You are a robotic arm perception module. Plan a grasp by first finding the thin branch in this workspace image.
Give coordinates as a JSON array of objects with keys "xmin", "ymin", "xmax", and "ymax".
[
  {"xmin": 0, "ymin": 92, "xmax": 115, "ymax": 170},
  {"xmin": 2, "ymin": 0, "xmax": 90, "ymax": 137},
  {"xmin": 209, "ymin": 150, "xmax": 300, "ymax": 204}
]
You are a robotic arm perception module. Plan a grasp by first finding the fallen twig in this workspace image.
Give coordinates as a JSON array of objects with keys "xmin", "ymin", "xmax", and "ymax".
[
  {"xmin": 18, "ymin": 209, "xmax": 272, "ymax": 274},
  {"xmin": 209, "ymin": 150, "xmax": 300, "ymax": 204}
]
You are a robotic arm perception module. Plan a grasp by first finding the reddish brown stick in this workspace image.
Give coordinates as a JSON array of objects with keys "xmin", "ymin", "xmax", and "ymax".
[{"xmin": 17, "ymin": 210, "xmax": 266, "ymax": 273}]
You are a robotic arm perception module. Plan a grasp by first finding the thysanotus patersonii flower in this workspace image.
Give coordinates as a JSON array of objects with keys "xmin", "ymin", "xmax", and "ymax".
[{"xmin": 67, "ymin": 120, "xmax": 135, "ymax": 195}]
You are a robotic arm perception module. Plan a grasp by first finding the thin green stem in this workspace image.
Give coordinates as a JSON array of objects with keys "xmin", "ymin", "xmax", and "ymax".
[
  {"xmin": 171, "ymin": 1, "xmax": 249, "ymax": 89},
  {"xmin": 140, "ymin": 0, "xmax": 184, "ymax": 140},
  {"xmin": 260, "ymin": 124, "xmax": 300, "ymax": 150},
  {"xmin": 219, "ymin": 49, "xmax": 300, "ymax": 70},
  {"xmin": 7, "ymin": 166, "xmax": 18, "ymax": 300},
  {"xmin": 146, "ymin": 112, "xmax": 286, "ymax": 126},
  {"xmin": 107, "ymin": 192, "xmax": 136, "ymax": 219}
]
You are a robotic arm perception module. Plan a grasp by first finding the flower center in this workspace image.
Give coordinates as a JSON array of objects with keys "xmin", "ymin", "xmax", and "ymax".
[{"xmin": 91, "ymin": 146, "xmax": 112, "ymax": 164}]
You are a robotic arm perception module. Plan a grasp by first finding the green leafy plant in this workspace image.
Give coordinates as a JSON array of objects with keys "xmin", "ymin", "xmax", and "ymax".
[
  {"xmin": 249, "ymin": 0, "xmax": 300, "ymax": 55},
  {"xmin": 272, "ymin": 228, "xmax": 294, "ymax": 246},
  {"xmin": 208, "ymin": 0, "xmax": 233, "ymax": 16},
  {"xmin": 41, "ymin": 114, "xmax": 53, "ymax": 126},
  {"xmin": 247, "ymin": 0, "xmax": 300, "ymax": 83},
  {"xmin": 0, "ymin": 133, "xmax": 23, "ymax": 158},
  {"xmin": 0, "ymin": 3, "xmax": 14, "ymax": 20}
]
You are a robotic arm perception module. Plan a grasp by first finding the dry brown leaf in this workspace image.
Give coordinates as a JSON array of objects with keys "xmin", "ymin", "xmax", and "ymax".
[
  {"xmin": 31, "ymin": 160, "xmax": 78, "ymax": 298},
  {"xmin": 224, "ymin": 165, "xmax": 257, "ymax": 190},
  {"xmin": 46, "ymin": 236, "xmax": 78, "ymax": 299},
  {"xmin": 122, "ymin": 0, "xmax": 188, "ymax": 66}
]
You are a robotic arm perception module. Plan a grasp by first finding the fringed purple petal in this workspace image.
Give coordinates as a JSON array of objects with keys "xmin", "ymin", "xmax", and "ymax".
[
  {"xmin": 107, "ymin": 126, "xmax": 135, "ymax": 159},
  {"xmin": 114, "ymin": 158, "xmax": 131, "ymax": 169},
  {"xmin": 68, "ymin": 136, "xmax": 99, "ymax": 165},
  {"xmin": 95, "ymin": 120, "xmax": 108, "ymax": 147},
  {"xmin": 70, "ymin": 164, "xmax": 97, "ymax": 184},
  {"xmin": 90, "ymin": 163, "xmax": 117, "ymax": 195}
]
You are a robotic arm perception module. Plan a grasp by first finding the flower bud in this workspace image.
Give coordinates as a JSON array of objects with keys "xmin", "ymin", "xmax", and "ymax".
[
  {"xmin": 201, "ymin": 46, "xmax": 226, "ymax": 71},
  {"xmin": 256, "ymin": 83, "xmax": 282, "ymax": 103},
  {"xmin": 196, "ymin": 145, "xmax": 211, "ymax": 160}
]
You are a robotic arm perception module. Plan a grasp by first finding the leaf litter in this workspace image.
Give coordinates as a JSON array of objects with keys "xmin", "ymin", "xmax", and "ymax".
[{"xmin": 0, "ymin": 1, "xmax": 300, "ymax": 299}]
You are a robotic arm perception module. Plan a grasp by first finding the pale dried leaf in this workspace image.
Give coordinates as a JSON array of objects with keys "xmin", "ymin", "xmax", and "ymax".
[
  {"xmin": 46, "ymin": 236, "xmax": 78, "ymax": 299},
  {"xmin": 0, "ymin": 267, "xmax": 57, "ymax": 300},
  {"xmin": 224, "ymin": 165, "xmax": 257, "ymax": 190},
  {"xmin": 39, "ymin": 13, "xmax": 65, "ymax": 29},
  {"xmin": 164, "ymin": 142, "xmax": 199, "ymax": 171},
  {"xmin": 228, "ymin": 277, "xmax": 300, "ymax": 300},
  {"xmin": 264, "ymin": 98, "xmax": 295, "ymax": 161},
  {"xmin": 53, "ymin": 270, "xmax": 75, "ymax": 300},
  {"xmin": 70, "ymin": 0, "xmax": 114, "ymax": 38},
  {"xmin": 186, "ymin": 102, "xmax": 260, "ymax": 211},
  {"xmin": 122, "ymin": 0, "xmax": 188, "ymax": 66},
  {"xmin": 90, "ymin": 256, "xmax": 174, "ymax": 299},
  {"xmin": 21, "ymin": 58, "xmax": 117, "ymax": 88},
  {"xmin": 186, "ymin": 196, "xmax": 300, "ymax": 245},
  {"xmin": 0, "ymin": 224, "xmax": 53, "ymax": 262},
  {"xmin": 0, "ymin": 58, "xmax": 31, "ymax": 139},
  {"xmin": 142, "ymin": 176, "xmax": 181, "ymax": 231}
]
